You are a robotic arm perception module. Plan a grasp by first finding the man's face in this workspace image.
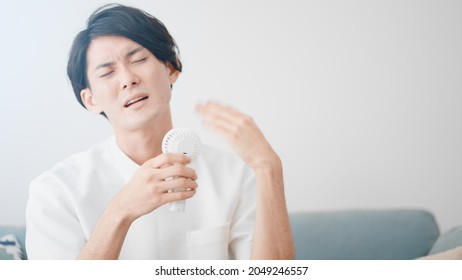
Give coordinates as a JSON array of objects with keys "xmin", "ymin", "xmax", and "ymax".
[{"xmin": 81, "ymin": 35, "xmax": 179, "ymax": 131}]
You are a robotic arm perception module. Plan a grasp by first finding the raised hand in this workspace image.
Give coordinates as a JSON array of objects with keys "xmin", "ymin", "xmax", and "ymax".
[{"xmin": 195, "ymin": 101, "xmax": 280, "ymax": 170}]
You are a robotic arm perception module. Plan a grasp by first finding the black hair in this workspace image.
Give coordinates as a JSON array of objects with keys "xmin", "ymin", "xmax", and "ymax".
[{"xmin": 67, "ymin": 3, "xmax": 182, "ymax": 115}]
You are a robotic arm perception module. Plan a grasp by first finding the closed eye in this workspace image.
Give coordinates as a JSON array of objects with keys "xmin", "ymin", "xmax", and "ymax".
[
  {"xmin": 100, "ymin": 71, "xmax": 114, "ymax": 78},
  {"xmin": 132, "ymin": 57, "xmax": 147, "ymax": 64}
]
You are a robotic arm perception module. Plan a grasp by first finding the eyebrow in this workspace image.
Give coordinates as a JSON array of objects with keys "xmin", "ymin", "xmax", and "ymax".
[{"xmin": 94, "ymin": 46, "xmax": 145, "ymax": 71}]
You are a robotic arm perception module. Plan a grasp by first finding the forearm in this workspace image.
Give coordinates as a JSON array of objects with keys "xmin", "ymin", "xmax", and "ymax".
[
  {"xmin": 251, "ymin": 156, "xmax": 295, "ymax": 260},
  {"xmin": 77, "ymin": 153, "xmax": 196, "ymax": 259},
  {"xmin": 195, "ymin": 101, "xmax": 295, "ymax": 259},
  {"xmin": 77, "ymin": 202, "xmax": 132, "ymax": 260}
]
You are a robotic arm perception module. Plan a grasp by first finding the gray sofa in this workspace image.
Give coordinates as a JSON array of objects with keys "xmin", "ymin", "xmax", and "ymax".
[
  {"xmin": 1, "ymin": 209, "xmax": 461, "ymax": 260},
  {"xmin": 290, "ymin": 209, "xmax": 462, "ymax": 259}
]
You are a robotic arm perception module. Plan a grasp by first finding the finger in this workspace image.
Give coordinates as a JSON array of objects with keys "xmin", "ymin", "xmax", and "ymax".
[
  {"xmin": 202, "ymin": 111, "xmax": 260, "ymax": 144},
  {"xmin": 157, "ymin": 164, "xmax": 197, "ymax": 181},
  {"xmin": 197, "ymin": 102, "xmax": 257, "ymax": 131},
  {"xmin": 145, "ymin": 153, "xmax": 191, "ymax": 169},
  {"xmin": 196, "ymin": 102, "xmax": 243, "ymax": 123},
  {"xmin": 157, "ymin": 177, "xmax": 198, "ymax": 193},
  {"xmin": 197, "ymin": 101, "xmax": 267, "ymax": 145},
  {"xmin": 161, "ymin": 189, "xmax": 196, "ymax": 204},
  {"xmin": 203, "ymin": 117, "xmax": 238, "ymax": 141},
  {"xmin": 196, "ymin": 102, "xmax": 237, "ymax": 122}
]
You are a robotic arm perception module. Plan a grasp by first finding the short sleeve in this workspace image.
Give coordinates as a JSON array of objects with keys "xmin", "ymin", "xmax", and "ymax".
[
  {"xmin": 26, "ymin": 176, "xmax": 86, "ymax": 259},
  {"xmin": 228, "ymin": 167, "xmax": 256, "ymax": 259}
]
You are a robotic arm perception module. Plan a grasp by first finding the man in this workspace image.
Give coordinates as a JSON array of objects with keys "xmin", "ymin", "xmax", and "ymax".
[{"xmin": 26, "ymin": 4, "xmax": 294, "ymax": 260}]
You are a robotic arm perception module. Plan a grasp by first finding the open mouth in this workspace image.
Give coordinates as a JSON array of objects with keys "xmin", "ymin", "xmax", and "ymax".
[{"xmin": 125, "ymin": 96, "xmax": 149, "ymax": 108}]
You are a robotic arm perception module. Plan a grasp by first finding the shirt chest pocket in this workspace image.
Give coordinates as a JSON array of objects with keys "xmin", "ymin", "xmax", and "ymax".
[{"xmin": 187, "ymin": 223, "xmax": 230, "ymax": 259}]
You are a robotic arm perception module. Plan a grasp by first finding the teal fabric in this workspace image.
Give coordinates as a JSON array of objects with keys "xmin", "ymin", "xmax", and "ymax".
[
  {"xmin": 290, "ymin": 209, "xmax": 439, "ymax": 260},
  {"xmin": 0, "ymin": 226, "xmax": 27, "ymax": 260},
  {"xmin": 0, "ymin": 248, "xmax": 14, "ymax": 260},
  {"xmin": 429, "ymin": 225, "xmax": 462, "ymax": 255}
]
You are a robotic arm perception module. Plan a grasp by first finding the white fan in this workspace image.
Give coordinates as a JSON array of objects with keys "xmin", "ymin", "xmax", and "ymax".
[{"xmin": 162, "ymin": 127, "xmax": 201, "ymax": 212}]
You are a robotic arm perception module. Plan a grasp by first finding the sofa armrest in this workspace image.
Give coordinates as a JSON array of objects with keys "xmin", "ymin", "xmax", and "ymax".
[
  {"xmin": 0, "ymin": 226, "xmax": 27, "ymax": 260},
  {"xmin": 428, "ymin": 225, "xmax": 462, "ymax": 255}
]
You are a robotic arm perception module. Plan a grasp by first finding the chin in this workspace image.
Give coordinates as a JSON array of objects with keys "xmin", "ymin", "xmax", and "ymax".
[{"xmin": 126, "ymin": 107, "xmax": 169, "ymax": 131}]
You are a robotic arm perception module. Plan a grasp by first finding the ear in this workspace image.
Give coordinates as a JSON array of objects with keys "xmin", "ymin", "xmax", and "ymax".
[
  {"xmin": 167, "ymin": 63, "xmax": 180, "ymax": 85},
  {"xmin": 80, "ymin": 88, "xmax": 103, "ymax": 114}
]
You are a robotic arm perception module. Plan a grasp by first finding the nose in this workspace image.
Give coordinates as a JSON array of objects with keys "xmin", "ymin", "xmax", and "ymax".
[{"xmin": 120, "ymin": 67, "xmax": 140, "ymax": 90}]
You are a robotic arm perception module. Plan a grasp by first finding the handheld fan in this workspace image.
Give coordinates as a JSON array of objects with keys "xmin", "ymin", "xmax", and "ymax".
[{"xmin": 162, "ymin": 127, "xmax": 201, "ymax": 212}]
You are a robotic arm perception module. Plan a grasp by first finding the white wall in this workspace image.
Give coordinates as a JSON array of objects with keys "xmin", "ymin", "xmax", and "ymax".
[{"xmin": 1, "ymin": 0, "xmax": 461, "ymax": 232}]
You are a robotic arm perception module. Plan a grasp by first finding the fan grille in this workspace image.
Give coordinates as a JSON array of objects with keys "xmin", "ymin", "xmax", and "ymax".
[{"xmin": 162, "ymin": 128, "xmax": 201, "ymax": 160}]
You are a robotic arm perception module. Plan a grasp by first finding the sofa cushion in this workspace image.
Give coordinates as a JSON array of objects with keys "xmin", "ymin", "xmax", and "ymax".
[
  {"xmin": 290, "ymin": 209, "xmax": 439, "ymax": 260},
  {"xmin": 0, "ymin": 226, "xmax": 27, "ymax": 260},
  {"xmin": 0, "ymin": 234, "xmax": 24, "ymax": 260},
  {"xmin": 429, "ymin": 225, "xmax": 462, "ymax": 255}
]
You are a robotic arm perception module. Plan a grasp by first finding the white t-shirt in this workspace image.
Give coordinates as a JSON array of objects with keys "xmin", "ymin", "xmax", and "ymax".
[{"xmin": 26, "ymin": 135, "xmax": 256, "ymax": 259}]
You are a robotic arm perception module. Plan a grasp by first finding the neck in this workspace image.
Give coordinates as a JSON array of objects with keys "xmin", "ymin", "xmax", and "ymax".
[{"xmin": 114, "ymin": 110, "xmax": 173, "ymax": 165}]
